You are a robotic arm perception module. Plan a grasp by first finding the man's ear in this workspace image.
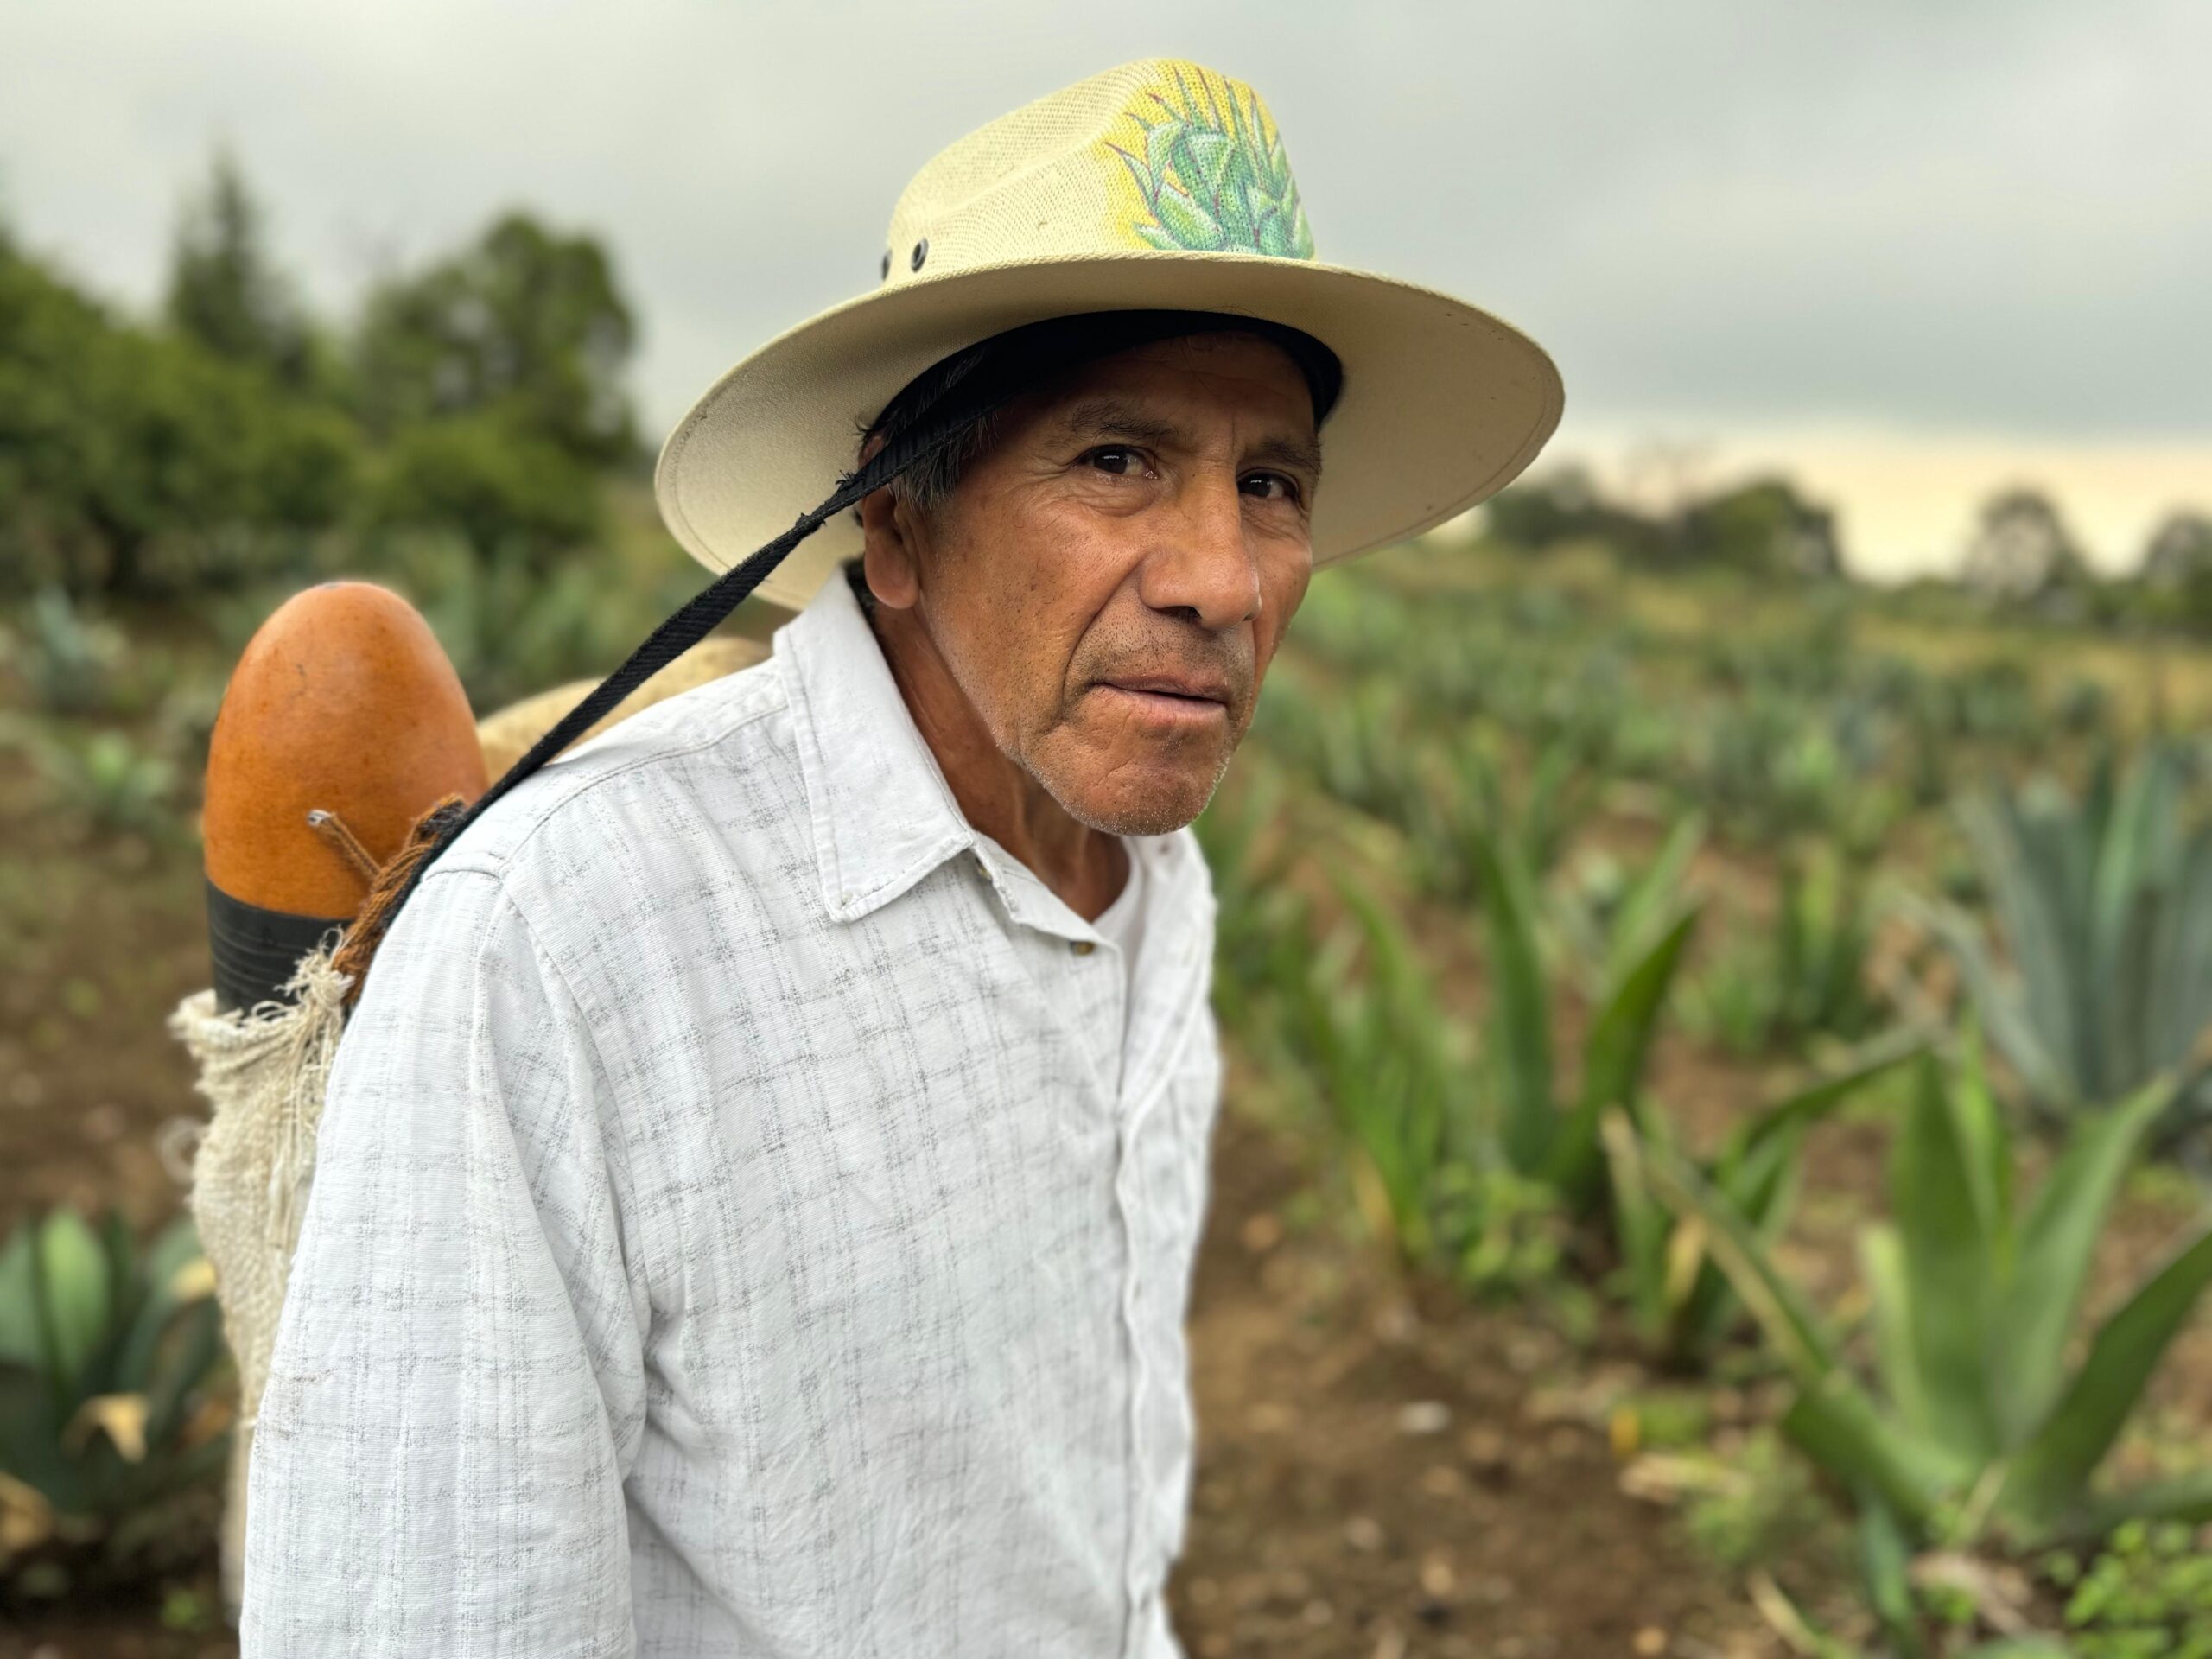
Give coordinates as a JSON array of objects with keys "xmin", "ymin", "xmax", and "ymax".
[
  {"xmin": 854, "ymin": 429, "xmax": 924, "ymax": 612},
  {"xmin": 859, "ymin": 486, "xmax": 924, "ymax": 612}
]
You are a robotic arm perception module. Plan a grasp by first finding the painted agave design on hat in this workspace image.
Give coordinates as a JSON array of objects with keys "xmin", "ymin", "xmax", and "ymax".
[{"xmin": 1103, "ymin": 63, "xmax": 1317, "ymax": 259}]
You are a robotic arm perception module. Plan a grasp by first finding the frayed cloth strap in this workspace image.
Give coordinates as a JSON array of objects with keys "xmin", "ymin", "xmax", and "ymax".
[
  {"xmin": 358, "ymin": 306, "xmax": 1343, "ymax": 987},
  {"xmin": 166, "ymin": 939, "xmax": 356, "ymax": 1613}
]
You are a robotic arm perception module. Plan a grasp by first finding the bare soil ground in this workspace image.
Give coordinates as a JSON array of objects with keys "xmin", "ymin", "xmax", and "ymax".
[{"xmin": 1169, "ymin": 1085, "xmax": 1800, "ymax": 1659}]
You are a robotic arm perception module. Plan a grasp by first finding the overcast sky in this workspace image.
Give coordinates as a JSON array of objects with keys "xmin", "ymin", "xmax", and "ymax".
[{"xmin": 3, "ymin": 0, "xmax": 2206, "ymax": 570}]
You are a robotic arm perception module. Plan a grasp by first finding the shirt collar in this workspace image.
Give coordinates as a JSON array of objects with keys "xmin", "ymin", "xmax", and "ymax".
[
  {"xmin": 777, "ymin": 568, "xmax": 976, "ymax": 924},
  {"xmin": 776, "ymin": 566, "xmax": 1205, "ymax": 941}
]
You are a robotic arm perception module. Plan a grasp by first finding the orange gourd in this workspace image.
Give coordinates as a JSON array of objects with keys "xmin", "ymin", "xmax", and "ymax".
[{"xmin": 201, "ymin": 582, "xmax": 486, "ymax": 1007}]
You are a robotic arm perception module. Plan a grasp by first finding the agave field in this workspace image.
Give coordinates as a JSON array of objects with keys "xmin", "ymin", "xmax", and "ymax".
[
  {"xmin": 1183, "ymin": 531, "xmax": 2212, "ymax": 1659},
  {"xmin": 3, "ymin": 507, "xmax": 2211, "ymax": 1657}
]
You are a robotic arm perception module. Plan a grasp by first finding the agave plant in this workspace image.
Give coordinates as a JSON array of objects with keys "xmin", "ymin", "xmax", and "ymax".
[
  {"xmin": 0, "ymin": 718, "xmax": 178, "ymax": 840},
  {"xmin": 1447, "ymin": 734, "xmax": 1592, "ymax": 897},
  {"xmin": 1192, "ymin": 761, "xmax": 1306, "ymax": 1044},
  {"xmin": 1601, "ymin": 1032, "xmax": 1921, "ymax": 1366},
  {"xmin": 1249, "ymin": 671, "xmax": 1435, "ymax": 841},
  {"xmin": 1553, "ymin": 812, "xmax": 1706, "ymax": 1003},
  {"xmin": 1924, "ymin": 743, "xmax": 2212, "ymax": 1156},
  {"xmin": 1465, "ymin": 815, "xmax": 1700, "ymax": 1212},
  {"xmin": 1649, "ymin": 1039, "xmax": 2212, "ymax": 1653},
  {"xmin": 0, "ymin": 1209, "xmax": 232, "ymax": 1595},
  {"xmin": 0, "ymin": 586, "xmax": 129, "ymax": 716},
  {"xmin": 1105, "ymin": 64, "xmax": 1315, "ymax": 257},
  {"xmin": 1685, "ymin": 841, "xmax": 1882, "ymax": 1058},
  {"xmin": 1281, "ymin": 880, "xmax": 1475, "ymax": 1263}
]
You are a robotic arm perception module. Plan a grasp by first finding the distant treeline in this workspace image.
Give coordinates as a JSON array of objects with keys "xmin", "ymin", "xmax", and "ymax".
[
  {"xmin": 1487, "ymin": 464, "xmax": 2212, "ymax": 623},
  {"xmin": 0, "ymin": 149, "xmax": 641, "ymax": 600},
  {"xmin": 1488, "ymin": 467, "xmax": 1847, "ymax": 582}
]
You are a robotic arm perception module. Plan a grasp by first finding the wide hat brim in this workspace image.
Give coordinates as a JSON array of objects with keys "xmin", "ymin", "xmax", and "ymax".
[{"xmin": 654, "ymin": 248, "xmax": 1563, "ymax": 613}]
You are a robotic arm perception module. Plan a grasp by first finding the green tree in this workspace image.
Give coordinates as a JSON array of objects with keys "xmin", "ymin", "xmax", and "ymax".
[
  {"xmin": 352, "ymin": 212, "xmax": 638, "ymax": 466},
  {"xmin": 2142, "ymin": 509, "xmax": 2212, "ymax": 591},
  {"xmin": 163, "ymin": 147, "xmax": 312, "ymax": 388},
  {"xmin": 1681, "ymin": 477, "xmax": 1843, "ymax": 579},
  {"xmin": 1485, "ymin": 465, "xmax": 1659, "ymax": 556},
  {"xmin": 2136, "ymin": 509, "xmax": 2212, "ymax": 632},
  {"xmin": 1961, "ymin": 486, "xmax": 2091, "ymax": 606}
]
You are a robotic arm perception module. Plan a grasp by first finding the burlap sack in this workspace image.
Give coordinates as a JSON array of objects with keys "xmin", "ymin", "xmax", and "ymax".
[{"xmin": 165, "ymin": 944, "xmax": 352, "ymax": 1616}]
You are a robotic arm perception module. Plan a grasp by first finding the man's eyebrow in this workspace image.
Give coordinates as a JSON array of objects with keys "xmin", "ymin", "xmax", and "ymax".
[
  {"xmin": 1054, "ymin": 397, "xmax": 1324, "ymax": 479},
  {"xmin": 1249, "ymin": 432, "xmax": 1324, "ymax": 481},
  {"xmin": 1054, "ymin": 398, "xmax": 1191, "ymax": 449}
]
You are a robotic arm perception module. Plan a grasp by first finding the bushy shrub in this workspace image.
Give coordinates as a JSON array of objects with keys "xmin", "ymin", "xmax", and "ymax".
[
  {"xmin": 0, "ymin": 239, "xmax": 360, "ymax": 597},
  {"xmin": 362, "ymin": 412, "xmax": 602, "ymax": 572}
]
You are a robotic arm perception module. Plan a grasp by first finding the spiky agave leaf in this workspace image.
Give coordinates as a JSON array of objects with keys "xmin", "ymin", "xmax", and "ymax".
[
  {"xmin": 1995, "ymin": 1221, "xmax": 2212, "ymax": 1536},
  {"xmin": 1889, "ymin": 1055, "xmax": 2005, "ymax": 1465},
  {"xmin": 1465, "ymin": 819, "xmax": 1555, "ymax": 1175},
  {"xmin": 1547, "ymin": 905, "xmax": 1700, "ymax": 1208},
  {"xmin": 1988, "ymin": 1077, "xmax": 2172, "ymax": 1447}
]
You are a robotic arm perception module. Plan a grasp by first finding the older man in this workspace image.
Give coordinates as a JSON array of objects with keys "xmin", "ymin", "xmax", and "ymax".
[{"xmin": 241, "ymin": 57, "xmax": 1558, "ymax": 1659}]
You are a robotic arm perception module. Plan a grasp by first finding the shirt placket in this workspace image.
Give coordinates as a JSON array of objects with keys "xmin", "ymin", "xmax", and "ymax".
[
  {"xmin": 1116, "ymin": 1079, "xmax": 1167, "ymax": 1657},
  {"xmin": 1113, "ymin": 851, "xmax": 1209, "ymax": 1658},
  {"xmin": 970, "ymin": 838, "xmax": 1191, "ymax": 1657},
  {"xmin": 1062, "ymin": 903, "xmax": 1157, "ymax": 1650}
]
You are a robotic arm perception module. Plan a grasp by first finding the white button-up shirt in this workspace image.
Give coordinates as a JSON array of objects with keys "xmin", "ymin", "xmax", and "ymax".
[{"xmin": 241, "ymin": 565, "xmax": 1224, "ymax": 1659}]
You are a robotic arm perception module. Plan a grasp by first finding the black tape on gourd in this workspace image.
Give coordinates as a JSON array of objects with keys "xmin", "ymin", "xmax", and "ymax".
[{"xmin": 206, "ymin": 878, "xmax": 349, "ymax": 1015}]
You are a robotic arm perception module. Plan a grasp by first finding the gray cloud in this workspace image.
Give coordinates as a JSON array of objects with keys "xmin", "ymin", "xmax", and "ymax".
[{"xmin": 2, "ymin": 0, "xmax": 2204, "ymax": 440}]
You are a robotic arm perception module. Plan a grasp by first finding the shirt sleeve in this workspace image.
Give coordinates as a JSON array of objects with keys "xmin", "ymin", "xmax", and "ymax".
[{"xmin": 240, "ymin": 866, "xmax": 648, "ymax": 1659}]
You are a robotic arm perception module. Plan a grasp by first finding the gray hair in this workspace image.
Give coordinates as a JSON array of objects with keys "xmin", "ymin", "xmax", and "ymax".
[
  {"xmin": 842, "ymin": 408, "xmax": 1005, "ymax": 615},
  {"xmin": 853, "ymin": 407, "xmax": 1005, "ymax": 518}
]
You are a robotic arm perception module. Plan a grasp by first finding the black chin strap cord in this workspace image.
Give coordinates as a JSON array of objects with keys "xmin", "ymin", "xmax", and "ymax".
[{"xmin": 364, "ymin": 308, "xmax": 1344, "ymax": 944}]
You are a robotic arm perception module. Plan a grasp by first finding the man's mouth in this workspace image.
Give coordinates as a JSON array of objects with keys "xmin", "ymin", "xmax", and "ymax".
[{"xmin": 1095, "ymin": 673, "xmax": 1235, "ymax": 727}]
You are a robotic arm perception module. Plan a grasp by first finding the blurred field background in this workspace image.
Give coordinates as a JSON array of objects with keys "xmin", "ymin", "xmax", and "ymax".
[{"xmin": 3, "ymin": 5, "xmax": 2210, "ymax": 1657}]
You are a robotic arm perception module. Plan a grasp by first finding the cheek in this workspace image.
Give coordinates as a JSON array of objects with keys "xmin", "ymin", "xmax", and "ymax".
[
  {"xmin": 1029, "ymin": 502, "xmax": 1144, "ymax": 601},
  {"xmin": 1256, "ymin": 553, "xmax": 1313, "ymax": 661},
  {"xmin": 940, "ymin": 504, "xmax": 1114, "ymax": 733},
  {"xmin": 1007, "ymin": 505, "xmax": 1132, "ymax": 655}
]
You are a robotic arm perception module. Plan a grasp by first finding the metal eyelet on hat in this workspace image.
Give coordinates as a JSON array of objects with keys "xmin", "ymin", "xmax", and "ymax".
[{"xmin": 910, "ymin": 238, "xmax": 929, "ymax": 272}]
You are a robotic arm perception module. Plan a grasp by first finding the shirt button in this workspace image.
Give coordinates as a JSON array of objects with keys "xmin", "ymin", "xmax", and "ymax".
[{"xmin": 1071, "ymin": 939, "xmax": 1096, "ymax": 957}]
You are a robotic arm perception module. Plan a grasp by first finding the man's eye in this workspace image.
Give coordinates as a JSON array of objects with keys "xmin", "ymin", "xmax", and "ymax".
[
  {"xmin": 1086, "ymin": 446, "xmax": 1145, "ymax": 476},
  {"xmin": 1241, "ymin": 471, "xmax": 1300, "ymax": 504}
]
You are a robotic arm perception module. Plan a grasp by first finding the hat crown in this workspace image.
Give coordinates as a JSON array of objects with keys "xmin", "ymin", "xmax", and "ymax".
[{"xmin": 879, "ymin": 59, "xmax": 1317, "ymax": 289}]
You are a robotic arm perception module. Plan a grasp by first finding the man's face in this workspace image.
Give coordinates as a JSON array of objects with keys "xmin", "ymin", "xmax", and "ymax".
[{"xmin": 869, "ymin": 331, "xmax": 1322, "ymax": 836}]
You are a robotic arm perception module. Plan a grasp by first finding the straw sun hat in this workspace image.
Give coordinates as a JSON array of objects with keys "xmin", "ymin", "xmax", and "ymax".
[
  {"xmin": 654, "ymin": 56, "xmax": 1564, "ymax": 613},
  {"xmin": 352, "ymin": 56, "xmax": 1567, "ymax": 939}
]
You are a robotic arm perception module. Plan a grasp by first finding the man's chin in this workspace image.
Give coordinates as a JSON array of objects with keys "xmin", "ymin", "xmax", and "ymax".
[{"xmin": 1043, "ymin": 756, "xmax": 1230, "ymax": 839}]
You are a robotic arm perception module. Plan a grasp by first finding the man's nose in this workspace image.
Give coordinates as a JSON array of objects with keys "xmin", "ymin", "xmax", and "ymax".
[{"xmin": 1138, "ymin": 471, "xmax": 1262, "ymax": 630}]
